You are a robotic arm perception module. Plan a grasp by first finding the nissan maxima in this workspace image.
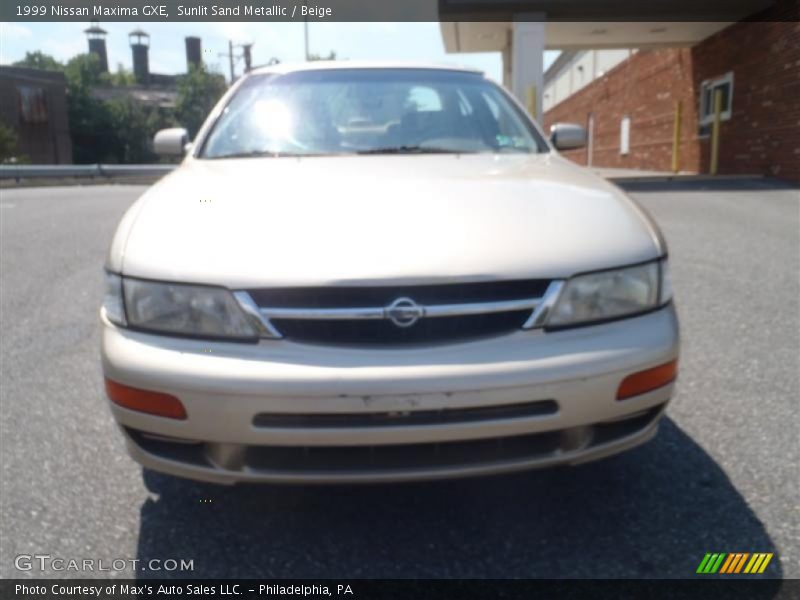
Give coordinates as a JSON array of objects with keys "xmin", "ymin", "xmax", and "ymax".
[{"xmin": 101, "ymin": 63, "xmax": 679, "ymax": 484}]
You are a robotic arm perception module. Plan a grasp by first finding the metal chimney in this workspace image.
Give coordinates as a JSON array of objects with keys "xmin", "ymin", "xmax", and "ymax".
[
  {"xmin": 185, "ymin": 37, "xmax": 202, "ymax": 71},
  {"xmin": 129, "ymin": 29, "xmax": 150, "ymax": 85},
  {"xmin": 84, "ymin": 20, "xmax": 108, "ymax": 72}
]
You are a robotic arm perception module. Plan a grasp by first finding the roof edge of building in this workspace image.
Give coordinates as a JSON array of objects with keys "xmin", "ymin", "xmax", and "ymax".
[{"xmin": 543, "ymin": 51, "xmax": 579, "ymax": 86}]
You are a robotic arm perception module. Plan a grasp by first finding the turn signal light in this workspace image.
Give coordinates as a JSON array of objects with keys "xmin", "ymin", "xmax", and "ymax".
[
  {"xmin": 616, "ymin": 360, "xmax": 678, "ymax": 400},
  {"xmin": 105, "ymin": 378, "xmax": 187, "ymax": 420}
]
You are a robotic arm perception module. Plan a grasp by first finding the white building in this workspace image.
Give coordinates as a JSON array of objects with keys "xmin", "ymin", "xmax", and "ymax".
[
  {"xmin": 542, "ymin": 50, "xmax": 636, "ymax": 112},
  {"xmin": 440, "ymin": 20, "xmax": 738, "ymax": 120}
]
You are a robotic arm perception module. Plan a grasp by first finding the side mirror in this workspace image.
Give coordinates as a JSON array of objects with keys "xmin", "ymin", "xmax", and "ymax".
[
  {"xmin": 154, "ymin": 128, "xmax": 189, "ymax": 157},
  {"xmin": 550, "ymin": 123, "xmax": 587, "ymax": 151}
]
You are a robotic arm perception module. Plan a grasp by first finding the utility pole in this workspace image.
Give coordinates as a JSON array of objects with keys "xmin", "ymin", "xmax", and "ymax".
[
  {"xmin": 219, "ymin": 41, "xmax": 255, "ymax": 84},
  {"xmin": 219, "ymin": 41, "xmax": 236, "ymax": 84},
  {"xmin": 228, "ymin": 39, "xmax": 235, "ymax": 83},
  {"xmin": 242, "ymin": 43, "xmax": 253, "ymax": 72},
  {"xmin": 304, "ymin": 20, "xmax": 309, "ymax": 61}
]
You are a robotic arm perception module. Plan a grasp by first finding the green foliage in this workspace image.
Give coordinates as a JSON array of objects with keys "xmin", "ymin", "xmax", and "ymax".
[
  {"xmin": 64, "ymin": 53, "xmax": 107, "ymax": 92},
  {"xmin": 67, "ymin": 91, "xmax": 117, "ymax": 164},
  {"xmin": 63, "ymin": 52, "xmax": 186, "ymax": 163},
  {"xmin": 0, "ymin": 121, "xmax": 20, "ymax": 162},
  {"xmin": 10, "ymin": 50, "xmax": 224, "ymax": 163},
  {"xmin": 110, "ymin": 64, "xmax": 136, "ymax": 87},
  {"xmin": 62, "ymin": 54, "xmax": 114, "ymax": 163},
  {"xmin": 175, "ymin": 65, "xmax": 227, "ymax": 138},
  {"xmin": 13, "ymin": 51, "xmax": 64, "ymax": 71},
  {"xmin": 107, "ymin": 97, "xmax": 177, "ymax": 163}
]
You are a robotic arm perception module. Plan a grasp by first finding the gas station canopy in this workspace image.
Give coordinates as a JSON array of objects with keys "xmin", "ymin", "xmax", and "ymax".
[{"xmin": 438, "ymin": 0, "xmax": 776, "ymax": 120}]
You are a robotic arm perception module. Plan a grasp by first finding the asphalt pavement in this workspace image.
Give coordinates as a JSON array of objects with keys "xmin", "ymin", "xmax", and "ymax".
[{"xmin": 0, "ymin": 179, "xmax": 797, "ymax": 580}]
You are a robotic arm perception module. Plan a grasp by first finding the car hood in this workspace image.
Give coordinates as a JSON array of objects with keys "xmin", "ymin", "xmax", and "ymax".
[{"xmin": 111, "ymin": 154, "xmax": 663, "ymax": 288}]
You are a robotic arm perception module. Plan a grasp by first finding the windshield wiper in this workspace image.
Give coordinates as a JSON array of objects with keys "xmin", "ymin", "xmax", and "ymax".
[
  {"xmin": 355, "ymin": 146, "xmax": 470, "ymax": 155},
  {"xmin": 207, "ymin": 147, "xmax": 475, "ymax": 159}
]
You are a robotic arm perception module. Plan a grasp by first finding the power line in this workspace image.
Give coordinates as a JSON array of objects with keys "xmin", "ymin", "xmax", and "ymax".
[{"xmin": 218, "ymin": 41, "xmax": 256, "ymax": 84}]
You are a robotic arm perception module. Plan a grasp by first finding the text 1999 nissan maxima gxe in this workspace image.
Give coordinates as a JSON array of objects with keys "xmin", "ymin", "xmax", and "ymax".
[{"xmin": 101, "ymin": 63, "xmax": 679, "ymax": 484}]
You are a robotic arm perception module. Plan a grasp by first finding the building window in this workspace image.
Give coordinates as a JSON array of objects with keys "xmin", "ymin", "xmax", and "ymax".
[
  {"xmin": 17, "ymin": 86, "xmax": 49, "ymax": 124},
  {"xmin": 699, "ymin": 72, "xmax": 734, "ymax": 125}
]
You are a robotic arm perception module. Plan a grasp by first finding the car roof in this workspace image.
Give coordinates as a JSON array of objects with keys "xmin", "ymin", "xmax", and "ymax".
[{"xmin": 248, "ymin": 60, "xmax": 485, "ymax": 77}]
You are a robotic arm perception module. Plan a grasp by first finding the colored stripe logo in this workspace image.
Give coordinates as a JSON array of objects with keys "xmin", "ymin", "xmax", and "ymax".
[{"xmin": 696, "ymin": 553, "xmax": 773, "ymax": 574}]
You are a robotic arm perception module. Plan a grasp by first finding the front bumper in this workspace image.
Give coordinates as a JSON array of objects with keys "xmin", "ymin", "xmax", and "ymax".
[{"xmin": 101, "ymin": 304, "xmax": 679, "ymax": 484}]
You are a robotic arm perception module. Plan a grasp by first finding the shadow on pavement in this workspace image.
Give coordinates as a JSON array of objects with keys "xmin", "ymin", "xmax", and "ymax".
[
  {"xmin": 135, "ymin": 418, "xmax": 781, "ymax": 581},
  {"xmin": 613, "ymin": 176, "xmax": 799, "ymax": 193}
]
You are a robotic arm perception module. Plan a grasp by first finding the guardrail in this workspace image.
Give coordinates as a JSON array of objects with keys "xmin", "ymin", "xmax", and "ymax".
[{"xmin": 0, "ymin": 164, "xmax": 176, "ymax": 179}]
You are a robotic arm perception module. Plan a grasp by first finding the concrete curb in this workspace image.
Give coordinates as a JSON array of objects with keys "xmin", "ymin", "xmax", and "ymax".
[{"xmin": 606, "ymin": 173, "xmax": 765, "ymax": 184}]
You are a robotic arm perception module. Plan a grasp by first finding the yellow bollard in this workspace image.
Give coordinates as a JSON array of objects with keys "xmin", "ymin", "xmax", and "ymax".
[
  {"xmin": 671, "ymin": 100, "xmax": 682, "ymax": 173},
  {"xmin": 710, "ymin": 89, "xmax": 722, "ymax": 175},
  {"xmin": 527, "ymin": 85, "xmax": 536, "ymax": 119}
]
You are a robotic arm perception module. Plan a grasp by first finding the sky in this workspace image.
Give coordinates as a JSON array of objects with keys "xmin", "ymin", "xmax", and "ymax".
[{"xmin": 0, "ymin": 21, "xmax": 558, "ymax": 83}]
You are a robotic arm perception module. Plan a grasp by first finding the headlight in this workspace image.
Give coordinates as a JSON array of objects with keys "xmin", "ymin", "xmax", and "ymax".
[
  {"xmin": 547, "ymin": 260, "xmax": 669, "ymax": 327},
  {"xmin": 659, "ymin": 259, "xmax": 673, "ymax": 305},
  {"xmin": 121, "ymin": 278, "xmax": 258, "ymax": 340},
  {"xmin": 103, "ymin": 272, "xmax": 127, "ymax": 326}
]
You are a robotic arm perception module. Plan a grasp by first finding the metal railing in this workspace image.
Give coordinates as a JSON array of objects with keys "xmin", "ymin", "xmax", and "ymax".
[{"xmin": 0, "ymin": 164, "xmax": 176, "ymax": 179}]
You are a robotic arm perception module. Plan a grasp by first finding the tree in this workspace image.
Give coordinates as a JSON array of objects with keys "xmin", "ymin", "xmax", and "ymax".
[
  {"xmin": 13, "ymin": 51, "xmax": 63, "ymax": 71},
  {"xmin": 64, "ymin": 54, "xmax": 117, "ymax": 162},
  {"xmin": 175, "ymin": 65, "xmax": 227, "ymax": 137},
  {"xmin": 0, "ymin": 121, "xmax": 20, "ymax": 162},
  {"xmin": 64, "ymin": 53, "xmax": 107, "ymax": 92},
  {"xmin": 106, "ymin": 97, "xmax": 152, "ymax": 163},
  {"xmin": 107, "ymin": 97, "xmax": 177, "ymax": 163},
  {"xmin": 110, "ymin": 64, "xmax": 136, "ymax": 87}
]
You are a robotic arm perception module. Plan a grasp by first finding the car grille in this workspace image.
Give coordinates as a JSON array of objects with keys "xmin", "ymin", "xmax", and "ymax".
[
  {"xmin": 244, "ymin": 431, "xmax": 564, "ymax": 472},
  {"xmin": 125, "ymin": 405, "xmax": 665, "ymax": 477},
  {"xmin": 242, "ymin": 280, "xmax": 554, "ymax": 346},
  {"xmin": 270, "ymin": 311, "xmax": 534, "ymax": 346},
  {"xmin": 252, "ymin": 399, "xmax": 559, "ymax": 428}
]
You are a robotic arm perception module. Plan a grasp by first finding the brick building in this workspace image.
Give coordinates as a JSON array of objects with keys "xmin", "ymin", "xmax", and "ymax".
[
  {"xmin": 0, "ymin": 66, "xmax": 72, "ymax": 164},
  {"xmin": 441, "ymin": 1, "xmax": 798, "ymax": 182},
  {"xmin": 543, "ymin": 4, "xmax": 800, "ymax": 181}
]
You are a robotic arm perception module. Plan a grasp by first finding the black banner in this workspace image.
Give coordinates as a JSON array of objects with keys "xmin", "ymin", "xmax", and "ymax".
[
  {"xmin": 2, "ymin": 0, "xmax": 798, "ymax": 22},
  {"xmin": 0, "ymin": 579, "xmax": 794, "ymax": 600}
]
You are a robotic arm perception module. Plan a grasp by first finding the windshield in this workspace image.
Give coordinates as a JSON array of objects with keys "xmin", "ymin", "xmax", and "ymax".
[{"xmin": 200, "ymin": 68, "xmax": 549, "ymax": 158}]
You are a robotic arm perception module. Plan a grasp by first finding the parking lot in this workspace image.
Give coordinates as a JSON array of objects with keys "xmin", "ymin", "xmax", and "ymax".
[{"xmin": 0, "ymin": 178, "xmax": 797, "ymax": 579}]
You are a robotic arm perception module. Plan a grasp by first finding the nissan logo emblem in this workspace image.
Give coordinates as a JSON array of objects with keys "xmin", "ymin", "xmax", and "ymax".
[{"xmin": 385, "ymin": 297, "xmax": 424, "ymax": 328}]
